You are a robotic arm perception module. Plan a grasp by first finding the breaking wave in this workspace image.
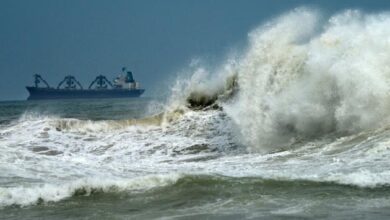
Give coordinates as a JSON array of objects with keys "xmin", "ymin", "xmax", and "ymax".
[
  {"xmin": 0, "ymin": 174, "xmax": 182, "ymax": 207},
  {"xmin": 173, "ymin": 8, "xmax": 390, "ymax": 152}
]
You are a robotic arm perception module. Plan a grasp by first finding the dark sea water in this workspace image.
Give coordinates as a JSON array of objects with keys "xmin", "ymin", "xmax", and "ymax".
[{"xmin": 1, "ymin": 98, "xmax": 390, "ymax": 220}]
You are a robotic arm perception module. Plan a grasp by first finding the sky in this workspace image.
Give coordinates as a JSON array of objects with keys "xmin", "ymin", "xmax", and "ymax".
[{"xmin": 1, "ymin": 0, "xmax": 390, "ymax": 100}]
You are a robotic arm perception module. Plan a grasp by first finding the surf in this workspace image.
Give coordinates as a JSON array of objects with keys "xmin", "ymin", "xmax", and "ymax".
[{"xmin": 168, "ymin": 8, "xmax": 390, "ymax": 153}]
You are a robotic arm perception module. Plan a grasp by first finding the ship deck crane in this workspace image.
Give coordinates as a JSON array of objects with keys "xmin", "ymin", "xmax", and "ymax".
[
  {"xmin": 57, "ymin": 75, "xmax": 83, "ymax": 89},
  {"xmin": 33, "ymin": 74, "xmax": 51, "ymax": 88},
  {"xmin": 88, "ymin": 75, "xmax": 113, "ymax": 89}
]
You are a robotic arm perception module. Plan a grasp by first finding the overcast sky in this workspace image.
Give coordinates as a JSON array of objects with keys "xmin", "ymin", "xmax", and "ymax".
[{"xmin": 1, "ymin": 0, "xmax": 390, "ymax": 100}]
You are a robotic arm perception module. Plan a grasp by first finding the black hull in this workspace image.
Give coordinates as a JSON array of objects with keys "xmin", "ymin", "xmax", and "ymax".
[{"xmin": 26, "ymin": 87, "xmax": 145, "ymax": 100}]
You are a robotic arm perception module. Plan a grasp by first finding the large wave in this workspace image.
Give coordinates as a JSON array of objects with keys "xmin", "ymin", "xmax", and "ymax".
[{"xmin": 174, "ymin": 8, "xmax": 390, "ymax": 153}]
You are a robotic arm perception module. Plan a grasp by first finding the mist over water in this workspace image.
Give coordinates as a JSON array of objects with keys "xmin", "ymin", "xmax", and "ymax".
[{"xmin": 3, "ymin": 8, "xmax": 390, "ymax": 219}]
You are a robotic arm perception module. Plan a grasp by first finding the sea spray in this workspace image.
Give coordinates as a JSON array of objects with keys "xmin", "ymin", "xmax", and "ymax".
[
  {"xmin": 170, "ymin": 8, "xmax": 390, "ymax": 152},
  {"xmin": 230, "ymin": 9, "xmax": 390, "ymax": 152}
]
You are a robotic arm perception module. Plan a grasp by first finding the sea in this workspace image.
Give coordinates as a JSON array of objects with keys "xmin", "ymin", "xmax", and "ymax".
[{"xmin": 3, "ymin": 7, "xmax": 390, "ymax": 220}]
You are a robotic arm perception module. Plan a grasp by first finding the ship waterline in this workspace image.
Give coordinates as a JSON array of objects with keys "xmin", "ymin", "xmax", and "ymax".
[{"xmin": 26, "ymin": 87, "xmax": 145, "ymax": 100}]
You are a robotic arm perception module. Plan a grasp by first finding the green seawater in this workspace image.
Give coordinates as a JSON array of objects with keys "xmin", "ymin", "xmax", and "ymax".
[{"xmin": 3, "ymin": 176, "xmax": 390, "ymax": 220}]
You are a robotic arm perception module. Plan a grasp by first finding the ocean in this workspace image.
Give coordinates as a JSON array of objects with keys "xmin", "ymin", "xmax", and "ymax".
[{"xmin": 3, "ymin": 7, "xmax": 390, "ymax": 220}]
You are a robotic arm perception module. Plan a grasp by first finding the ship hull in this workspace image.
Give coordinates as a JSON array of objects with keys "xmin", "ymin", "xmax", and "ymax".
[{"xmin": 26, "ymin": 87, "xmax": 145, "ymax": 100}]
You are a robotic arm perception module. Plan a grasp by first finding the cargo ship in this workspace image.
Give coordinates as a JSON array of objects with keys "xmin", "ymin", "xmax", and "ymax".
[{"xmin": 26, "ymin": 68, "xmax": 145, "ymax": 100}]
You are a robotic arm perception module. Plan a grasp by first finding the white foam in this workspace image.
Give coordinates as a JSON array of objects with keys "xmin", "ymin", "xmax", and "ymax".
[{"xmin": 0, "ymin": 110, "xmax": 235, "ymax": 207}]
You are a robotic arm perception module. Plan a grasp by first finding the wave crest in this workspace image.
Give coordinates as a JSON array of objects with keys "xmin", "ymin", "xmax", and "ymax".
[
  {"xmin": 170, "ymin": 8, "xmax": 390, "ymax": 152},
  {"xmin": 0, "ymin": 174, "xmax": 182, "ymax": 207}
]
